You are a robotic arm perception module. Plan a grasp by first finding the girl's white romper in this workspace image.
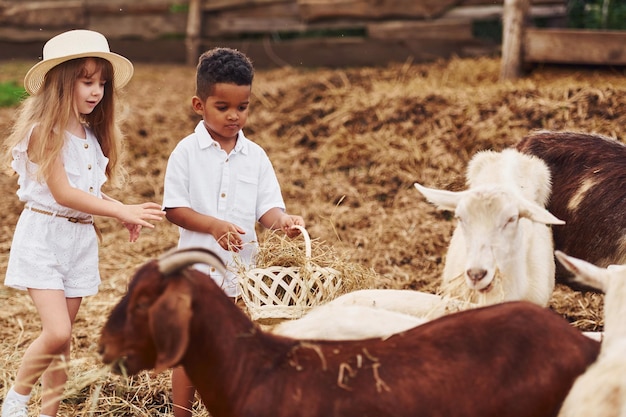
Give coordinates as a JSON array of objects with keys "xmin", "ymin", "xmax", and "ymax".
[{"xmin": 4, "ymin": 126, "xmax": 108, "ymax": 297}]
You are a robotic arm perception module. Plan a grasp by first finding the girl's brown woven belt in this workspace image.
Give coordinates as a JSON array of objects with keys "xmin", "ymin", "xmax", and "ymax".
[{"xmin": 25, "ymin": 205, "xmax": 93, "ymax": 224}]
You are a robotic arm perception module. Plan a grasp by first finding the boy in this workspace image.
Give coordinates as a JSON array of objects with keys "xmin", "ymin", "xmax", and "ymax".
[{"xmin": 162, "ymin": 47, "xmax": 305, "ymax": 417}]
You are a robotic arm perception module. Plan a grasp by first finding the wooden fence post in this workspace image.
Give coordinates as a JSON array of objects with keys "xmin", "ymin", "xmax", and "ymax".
[
  {"xmin": 500, "ymin": 0, "xmax": 530, "ymax": 81},
  {"xmin": 185, "ymin": 0, "xmax": 202, "ymax": 66}
]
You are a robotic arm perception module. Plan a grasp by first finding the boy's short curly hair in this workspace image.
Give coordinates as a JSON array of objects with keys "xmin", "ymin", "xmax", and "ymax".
[{"xmin": 195, "ymin": 47, "xmax": 254, "ymax": 100}]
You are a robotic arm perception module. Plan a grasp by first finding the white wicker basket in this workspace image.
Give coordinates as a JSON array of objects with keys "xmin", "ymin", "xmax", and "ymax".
[{"xmin": 238, "ymin": 226, "xmax": 341, "ymax": 321}]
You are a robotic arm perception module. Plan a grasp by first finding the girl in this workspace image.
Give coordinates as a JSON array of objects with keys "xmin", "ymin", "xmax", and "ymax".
[{"xmin": 1, "ymin": 30, "xmax": 165, "ymax": 417}]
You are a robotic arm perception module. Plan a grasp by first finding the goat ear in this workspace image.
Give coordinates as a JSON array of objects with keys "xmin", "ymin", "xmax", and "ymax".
[
  {"xmin": 414, "ymin": 183, "xmax": 464, "ymax": 211},
  {"xmin": 149, "ymin": 279, "xmax": 193, "ymax": 373},
  {"xmin": 518, "ymin": 200, "xmax": 565, "ymax": 225},
  {"xmin": 555, "ymin": 250, "xmax": 609, "ymax": 292}
]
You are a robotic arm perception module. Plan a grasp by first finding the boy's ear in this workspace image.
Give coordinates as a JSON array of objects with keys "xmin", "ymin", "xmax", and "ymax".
[{"xmin": 191, "ymin": 96, "xmax": 204, "ymax": 115}]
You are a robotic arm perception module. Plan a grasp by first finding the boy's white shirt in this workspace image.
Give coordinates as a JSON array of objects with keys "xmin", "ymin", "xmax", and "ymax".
[{"xmin": 163, "ymin": 121, "xmax": 286, "ymax": 296}]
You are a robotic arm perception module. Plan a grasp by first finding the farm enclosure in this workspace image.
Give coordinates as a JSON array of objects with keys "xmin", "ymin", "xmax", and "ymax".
[
  {"xmin": 0, "ymin": 51, "xmax": 625, "ymax": 414},
  {"xmin": 1, "ymin": 0, "xmax": 567, "ymax": 67}
]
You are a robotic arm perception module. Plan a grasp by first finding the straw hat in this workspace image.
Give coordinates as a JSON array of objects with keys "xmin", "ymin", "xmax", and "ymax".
[{"xmin": 24, "ymin": 29, "xmax": 134, "ymax": 95}]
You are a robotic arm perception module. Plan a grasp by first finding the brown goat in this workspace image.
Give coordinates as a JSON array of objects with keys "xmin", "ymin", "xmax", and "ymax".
[
  {"xmin": 99, "ymin": 248, "xmax": 600, "ymax": 417},
  {"xmin": 516, "ymin": 130, "xmax": 626, "ymax": 289}
]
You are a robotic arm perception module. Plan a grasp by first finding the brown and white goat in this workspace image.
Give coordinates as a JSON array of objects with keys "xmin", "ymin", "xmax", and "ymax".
[
  {"xmin": 516, "ymin": 130, "xmax": 626, "ymax": 289},
  {"xmin": 99, "ymin": 247, "xmax": 600, "ymax": 417}
]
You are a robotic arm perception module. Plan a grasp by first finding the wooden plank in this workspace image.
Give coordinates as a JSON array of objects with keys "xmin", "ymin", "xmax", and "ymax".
[
  {"xmin": 202, "ymin": 1, "xmax": 302, "ymax": 36},
  {"xmin": 368, "ymin": 19, "xmax": 473, "ymax": 41},
  {"xmin": 206, "ymin": 1, "xmax": 301, "ymax": 21},
  {"xmin": 201, "ymin": 0, "xmax": 293, "ymax": 12},
  {"xmin": 0, "ymin": 0, "xmax": 175, "ymax": 14},
  {"xmin": 297, "ymin": 0, "xmax": 462, "ymax": 22},
  {"xmin": 202, "ymin": 17, "xmax": 370, "ymax": 38},
  {"xmin": 0, "ymin": 34, "xmax": 498, "ymax": 67},
  {"xmin": 443, "ymin": 4, "xmax": 565, "ymax": 20},
  {"xmin": 0, "ymin": 0, "xmax": 186, "ymax": 30},
  {"xmin": 500, "ymin": 0, "xmax": 529, "ymax": 81},
  {"xmin": 201, "ymin": 3, "xmax": 566, "ymax": 38},
  {"xmin": 84, "ymin": 0, "xmax": 173, "ymax": 14},
  {"xmin": 186, "ymin": 0, "xmax": 202, "ymax": 65},
  {"xmin": 0, "ymin": 1, "xmax": 84, "ymax": 28},
  {"xmin": 0, "ymin": 27, "xmax": 63, "ymax": 43},
  {"xmin": 197, "ymin": 0, "xmax": 565, "ymax": 14},
  {"xmin": 460, "ymin": 0, "xmax": 563, "ymax": 5},
  {"xmin": 195, "ymin": 36, "xmax": 495, "ymax": 68},
  {"xmin": 203, "ymin": 17, "xmax": 308, "ymax": 37},
  {"xmin": 0, "ymin": 38, "xmax": 188, "ymax": 63},
  {"xmin": 524, "ymin": 28, "xmax": 626, "ymax": 65},
  {"xmin": 88, "ymin": 14, "xmax": 186, "ymax": 40}
]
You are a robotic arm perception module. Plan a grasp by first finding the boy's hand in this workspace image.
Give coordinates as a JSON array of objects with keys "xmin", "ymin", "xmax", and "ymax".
[
  {"xmin": 123, "ymin": 222, "xmax": 142, "ymax": 242},
  {"xmin": 282, "ymin": 215, "xmax": 305, "ymax": 238},
  {"xmin": 214, "ymin": 220, "xmax": 246, "ymax": 252}
]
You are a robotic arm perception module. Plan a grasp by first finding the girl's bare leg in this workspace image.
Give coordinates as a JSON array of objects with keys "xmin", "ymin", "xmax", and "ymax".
[{"xmin": 12, "ymin": 290, "xmax": 81, "ymax": 417}]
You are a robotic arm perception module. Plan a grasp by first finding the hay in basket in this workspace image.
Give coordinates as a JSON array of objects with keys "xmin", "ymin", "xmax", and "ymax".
[{"xmin": 236, "ymin": 225, "xmax": 377, "ymax": 321}]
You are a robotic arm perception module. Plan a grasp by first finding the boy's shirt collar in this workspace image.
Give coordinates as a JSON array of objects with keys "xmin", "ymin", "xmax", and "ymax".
[{"xmin": 194, "ymin": 120, "xmax": 249, "ymax": 155}]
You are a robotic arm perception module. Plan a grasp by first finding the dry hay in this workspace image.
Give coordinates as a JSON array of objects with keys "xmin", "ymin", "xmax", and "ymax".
[
  {"xmin": 239, "ymin": 227, "xmax": 379, "ymax": 294},
  {"xmin": 0, "ymin": 55, "xmax": 624, "ymax": 415},
  {"xmin": 439, "ymin": 269, "xmax": 507, "ymax": 305},
  {"xmin": 235, "ymin": 227, "xmax": 379, "ymax": 320}
]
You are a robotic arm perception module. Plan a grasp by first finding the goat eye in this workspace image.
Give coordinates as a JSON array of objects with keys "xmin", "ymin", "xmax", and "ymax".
[
  {"xmin": 132, "ymin": 296, "xmax": 152, "ymax": 313},
  {"xmin": 504, "ymin": 215, "xmax": 518, "ymax": 228},
  {"xmin": 132, "ymin": 303, "xmax": 149, "ymax": 315}
]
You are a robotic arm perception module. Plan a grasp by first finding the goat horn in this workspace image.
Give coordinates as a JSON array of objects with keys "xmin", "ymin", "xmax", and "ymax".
[{"xmin": 158, "ymin": 247, "xmax": 227, "ymax": 277}]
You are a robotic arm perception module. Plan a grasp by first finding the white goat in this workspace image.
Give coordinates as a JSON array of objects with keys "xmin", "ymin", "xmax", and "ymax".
[
  {"xmin": 269, "ymin": 289, "xmax": 474, "ymax": 340},
  {"xmin": 272, "ymin": 149, "xmax": 563, "ymax": 339},
  {"xmin": 272, "ymin": 150, "xmax": 563, "ymax": 341},
  {"xmin": 556, "ymin": 251, "xmax": 626, "ymax": 417},
  {"xmin": 415, "ymin": 149, "xmax": 564, "ymax": 307},
  {"xmin": 271, "ymin": 304, "xmax": 426, "ymax": 340},
  {"xmin": 320, "ymin": 288, "xmax": 444, "ymax": 316},
  {"xmin": 318, "ymin": 288, "xmax": 472, "ymax": 318}
]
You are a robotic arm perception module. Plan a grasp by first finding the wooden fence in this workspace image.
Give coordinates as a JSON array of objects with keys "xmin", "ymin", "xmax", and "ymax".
[
  {"xmin": 0, "ymin": 0, "xmax": 567, "ymax": 68},
  {"xmin": 501, "ymin": 0, "xmax": 626, "ymax": 80}
]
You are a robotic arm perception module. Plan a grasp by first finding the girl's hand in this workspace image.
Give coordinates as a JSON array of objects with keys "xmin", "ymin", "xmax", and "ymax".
[
  {"xmin": 213, "ymin": 220, "xmax": 246, "ymax": 252},
  {"xmin": 117, "ymin": 202, "xmax": 166, "ymax": 228}
]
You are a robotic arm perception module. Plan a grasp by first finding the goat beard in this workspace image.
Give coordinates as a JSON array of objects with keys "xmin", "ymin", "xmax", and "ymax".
[{"xmin": 439, "ymin": 268, "xmax": 504, "ymax": 306}]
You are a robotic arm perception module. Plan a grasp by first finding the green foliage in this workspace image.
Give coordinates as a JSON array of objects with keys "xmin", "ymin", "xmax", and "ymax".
[
  {"xmin": 567, "ymin": 0, "xmax": 626, "ymax": 30},
  {"xmin": 0, "ymin": 81, "xmax": 26, "ymax": 108},
  {"xmin": 169, "ymin": 2, "xmax": 189, "ymax": 13}
]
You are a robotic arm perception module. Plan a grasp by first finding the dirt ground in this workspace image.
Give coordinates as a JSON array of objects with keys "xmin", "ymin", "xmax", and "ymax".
[{"xmin": 0, "ymin": 56, "xmax": 624, "ymax": 415}]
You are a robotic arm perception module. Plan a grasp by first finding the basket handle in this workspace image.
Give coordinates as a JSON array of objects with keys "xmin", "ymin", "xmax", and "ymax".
[{"xmin": 292, "ymin": 225, "xmax": 311, "ymax": 259}]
